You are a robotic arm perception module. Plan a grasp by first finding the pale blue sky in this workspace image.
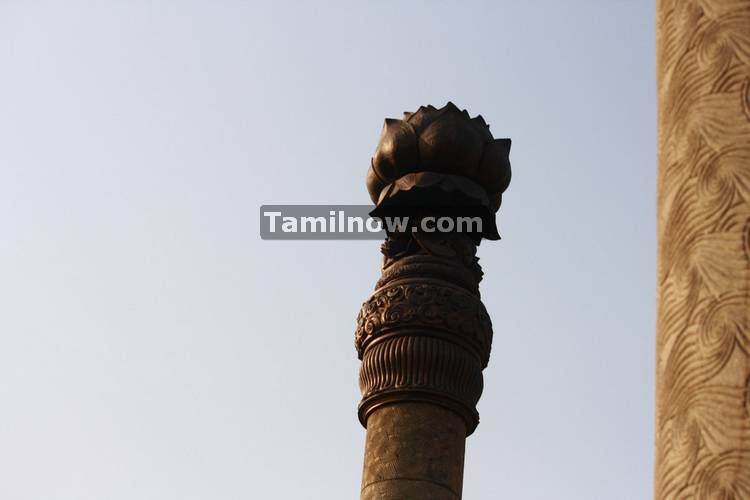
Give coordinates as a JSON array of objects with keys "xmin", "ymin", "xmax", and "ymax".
[{"xmin": 0, "ymin": 1, "xmax": 655, "ymax": 498}]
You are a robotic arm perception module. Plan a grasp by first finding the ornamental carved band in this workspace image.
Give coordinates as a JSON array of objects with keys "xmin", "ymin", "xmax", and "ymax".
[
  {"xmin": 355, "ymin": 103, "xmax": 511, "ymax": 436},
  {"xmin": 356, "ymin": 277, "xmax": 491, "ymax": 432},
  {"xmin": 656, "ymin": 1, "xmax": 750, "ymax": 498}
]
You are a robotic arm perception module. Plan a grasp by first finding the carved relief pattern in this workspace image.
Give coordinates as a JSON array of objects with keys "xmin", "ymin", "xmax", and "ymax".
[
  {"xmin": 355, "ymin": 282, "xmax": 493, "ymax": 366},
  {"xmin": 354, "ymin": 237, "xmax": 494, "ymax": 436},
  {"xmin": 656, "ymin": 2, "xmax": 750, "ymax": 498}
]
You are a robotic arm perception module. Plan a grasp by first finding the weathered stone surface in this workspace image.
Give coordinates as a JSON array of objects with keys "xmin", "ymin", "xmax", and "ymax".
[
  {"xmin": 360, "ymin": 403, "xmax": 465, "ymax": 500},
  {"xmin": 656, "ymin": 1, "xmax": 750, "ymax": 498}
]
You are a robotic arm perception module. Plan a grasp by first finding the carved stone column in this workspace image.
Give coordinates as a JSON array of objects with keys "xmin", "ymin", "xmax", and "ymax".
[
  {"xmin": 656, "ymin": 2, "xmax": 750, "ymax": 498},
  {"xmin": 355, "ymin": 103, "xmax": 511, "ymax": 499}
]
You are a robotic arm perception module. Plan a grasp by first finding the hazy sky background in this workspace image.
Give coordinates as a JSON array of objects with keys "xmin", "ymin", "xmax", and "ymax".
[{"xmin": 0, "ymin": 1, "xmax": 655, "ymax": 498}]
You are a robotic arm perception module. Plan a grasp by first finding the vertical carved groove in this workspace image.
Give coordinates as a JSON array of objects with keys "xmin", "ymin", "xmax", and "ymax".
[{"xmin": 358, "ymin": 335, "xmax": 484, "ymax": 432}]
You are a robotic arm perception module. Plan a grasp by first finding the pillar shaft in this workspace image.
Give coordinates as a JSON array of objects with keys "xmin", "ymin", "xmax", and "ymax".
[
  {"xmin": 656, "ymin": 1, "xmax": 750, "ymax": 498},
  {"xmin": 355, "ymin": 249, "xmax": 489, "ymax": 500},
  {"xmin": 355, "ymin": 103, "xmax": 511, "ymax": 499},
  {"xmin": 361, "ymin": 403, "xmax": 465, "ymax": 500}
]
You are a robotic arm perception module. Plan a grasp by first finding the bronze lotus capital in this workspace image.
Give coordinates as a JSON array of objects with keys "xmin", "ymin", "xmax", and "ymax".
[{"xmin": 366, "ymin": 102, "xmax": 512, "ymax": 215}]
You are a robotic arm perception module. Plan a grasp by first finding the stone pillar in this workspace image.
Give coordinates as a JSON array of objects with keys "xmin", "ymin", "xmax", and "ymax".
[
  {"xmin": 355, "ymin": 103, "xmax": 511, "ymax": 499},
  {"xmin": 656, "ymin": 2, "xmax": 750, "ymax": 498}
]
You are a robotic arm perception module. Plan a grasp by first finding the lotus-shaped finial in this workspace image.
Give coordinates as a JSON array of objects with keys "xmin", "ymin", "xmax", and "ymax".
[{"xmin": 366, "ymin": 102, "xmax": 511, "ymax": 212}]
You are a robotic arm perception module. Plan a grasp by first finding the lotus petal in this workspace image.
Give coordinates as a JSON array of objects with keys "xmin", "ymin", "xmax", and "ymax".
[
  {"xmin": 477, "ymin": 138, "xmax": 512, "ymax": 193},
  {"xmin": 372, "ymin": 118, "xmax": 419, "ymax": 183}
]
